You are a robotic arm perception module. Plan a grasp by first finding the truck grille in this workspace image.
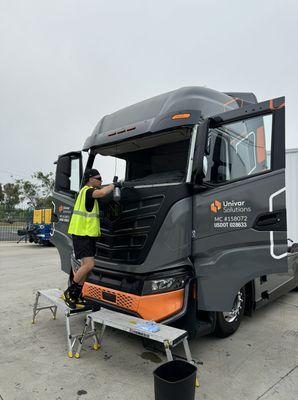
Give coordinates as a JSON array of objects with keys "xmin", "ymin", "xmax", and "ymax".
[
  {"xmin": 96, "ymin": 194, "xmax": 164, "ymax": 263},
  {"xmin": 84, "ymin": 283, "xmax": 139, "ymax": 312}
]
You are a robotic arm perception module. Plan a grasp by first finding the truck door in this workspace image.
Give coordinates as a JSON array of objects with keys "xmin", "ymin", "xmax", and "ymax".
[
  {"xmin": 192, "ymin": 97, "xmax": 288, "ymax": 311},
  {"xmin": 51, "ymin": 151, "xmax": 82, "ymax": 274}
]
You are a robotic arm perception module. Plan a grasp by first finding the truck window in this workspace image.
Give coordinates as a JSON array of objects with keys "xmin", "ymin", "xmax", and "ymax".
[
  {"xmin": 204, "ymin": 114, "xmax": 272, "ymax": 184},
  {"xmin": 92, "ymin": 155, "xmax": 126, "ymax": 184},
  {"xmin": 70, "ymin": 158, "xmax": 81, "ymax": 192}
]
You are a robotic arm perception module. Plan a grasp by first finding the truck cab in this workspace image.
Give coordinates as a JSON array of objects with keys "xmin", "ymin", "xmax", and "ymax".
[{"xmin": 51, "ymin": 87, "xmax": 298, "ymax": 337}]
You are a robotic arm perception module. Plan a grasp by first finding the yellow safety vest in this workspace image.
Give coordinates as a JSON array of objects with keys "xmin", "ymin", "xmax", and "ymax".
[{"xmin": 68, "ymin": 186, "xmax": 100, "ymax": 237}]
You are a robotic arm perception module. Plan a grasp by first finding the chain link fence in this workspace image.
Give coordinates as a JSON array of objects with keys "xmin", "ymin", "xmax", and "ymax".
[{"xmin": 0, "ymin": 205, "xmax": 33, "ymax": 242}]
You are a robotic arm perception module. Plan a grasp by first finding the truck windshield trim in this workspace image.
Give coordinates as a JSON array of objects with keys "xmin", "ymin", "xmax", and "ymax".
[{"xmin": 132, "ymin": 182, "xmax": 184, "ymax": 189}]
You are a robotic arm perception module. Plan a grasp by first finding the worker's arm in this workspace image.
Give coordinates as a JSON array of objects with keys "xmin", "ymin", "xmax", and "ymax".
[{"xmin": 92, "ymin": 184, "xmax": 114, "ymax": 199}]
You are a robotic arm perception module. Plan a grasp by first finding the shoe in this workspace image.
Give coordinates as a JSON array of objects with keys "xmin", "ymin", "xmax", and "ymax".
[
  {"xmin": 76, "ymin": 293, "xmax": 87, "ymax": 308},
  {"xmin": 61, "ymin": 289, "xmax": 85, "ymax": 310}
]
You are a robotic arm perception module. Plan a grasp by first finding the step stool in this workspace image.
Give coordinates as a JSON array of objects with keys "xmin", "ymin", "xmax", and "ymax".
[{"xmin": 32, "ymin": 288, "xmax": 98, "ymax": 358}]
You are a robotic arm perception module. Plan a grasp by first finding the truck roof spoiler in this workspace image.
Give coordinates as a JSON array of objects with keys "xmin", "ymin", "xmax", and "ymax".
[{"xmin": 83, "ymin": 87, "xmax": 253, "ymax": 151}]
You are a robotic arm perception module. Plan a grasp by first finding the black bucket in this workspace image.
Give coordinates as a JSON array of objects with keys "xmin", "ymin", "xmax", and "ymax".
[{"xmin": 153, "ymin": 360, "xmax": 197, "ymax": 400}]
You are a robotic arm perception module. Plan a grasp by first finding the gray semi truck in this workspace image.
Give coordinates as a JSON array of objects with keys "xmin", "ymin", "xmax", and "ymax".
[{"xmin": 51, "ymin": 87, "xmax": 298, "ymax": 338}]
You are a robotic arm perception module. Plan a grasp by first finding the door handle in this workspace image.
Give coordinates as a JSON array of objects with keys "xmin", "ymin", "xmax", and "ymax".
[
  {"xmin": 254, "ymin": 210, "xmax": 286, "ymax": 231},
  {"xmin": 256, "ymin": 213, "xmax": 280, "ymax": 227}
]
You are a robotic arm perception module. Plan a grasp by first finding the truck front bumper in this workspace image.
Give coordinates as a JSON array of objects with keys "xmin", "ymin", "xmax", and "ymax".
[
  {"xmin": 82, "ymin": 282, "xmax": 188, "ymax": 322},
  {"xmin": 83, "ymin": 277, "xmax": 192, "ymax": 324},
  {"xmin": 71, "ymin": 255, "xmax": 193, "ymax": 323}
]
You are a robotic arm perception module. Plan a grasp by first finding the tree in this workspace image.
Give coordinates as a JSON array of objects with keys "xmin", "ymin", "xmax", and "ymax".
[
  {"xmin": 32, "ymin": 171, "xmax": 54, "ymax": 201},
  {"xmin": 16, "ymin": 171, "xmax": 54, "ymax": 208},
  {"xmin": 2, "ymin": 183, "xmax": 21, "ymax": 208},
  {"xmin": 0, "ymin": 183, "xmax": 4, "ymax": 204}
]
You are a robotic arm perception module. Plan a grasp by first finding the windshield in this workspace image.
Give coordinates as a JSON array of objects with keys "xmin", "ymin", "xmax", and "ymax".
[
  {"xmin": 91, "ymin": 155, "xmax": 126, "ymax": 185},
  {"xmin": 92, "ymin": 128, "xmax": 192, "ymax": 185}
]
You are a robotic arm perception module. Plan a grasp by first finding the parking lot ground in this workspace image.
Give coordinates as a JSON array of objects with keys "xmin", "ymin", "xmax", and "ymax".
[{"xmin": 0, "ymin": 243, "xmax": 297, "ymax": 400}]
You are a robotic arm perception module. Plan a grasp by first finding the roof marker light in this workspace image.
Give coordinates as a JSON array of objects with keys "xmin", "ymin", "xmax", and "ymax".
[{"xmin": 172, "ymin": 113, "xmax": 191, "ymax": 120}]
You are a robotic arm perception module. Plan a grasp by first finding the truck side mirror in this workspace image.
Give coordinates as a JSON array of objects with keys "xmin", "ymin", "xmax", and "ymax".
[
  {"xmin": 54, "ymin": 152, "xmax": 82, "ymax": 195},
  {"xmin": 55, "ymin": 156, "xmax": 71, "ymax": 192}
]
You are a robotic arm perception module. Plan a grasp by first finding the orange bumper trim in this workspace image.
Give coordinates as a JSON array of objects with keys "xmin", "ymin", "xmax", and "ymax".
[{"xmin": 82, "ymin": 282, "xmax": 184, "ymax": 321}]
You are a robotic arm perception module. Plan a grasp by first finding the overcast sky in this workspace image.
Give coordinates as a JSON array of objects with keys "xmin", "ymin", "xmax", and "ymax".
[{"xmin": 0, "ymin": 0, "xmax": 297, "ymax": 185}]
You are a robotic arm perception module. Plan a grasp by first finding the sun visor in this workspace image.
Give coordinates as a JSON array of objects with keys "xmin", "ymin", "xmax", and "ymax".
[{"xmin": 95, "ymin": 128, "xmax": 192, "ymax": 156}]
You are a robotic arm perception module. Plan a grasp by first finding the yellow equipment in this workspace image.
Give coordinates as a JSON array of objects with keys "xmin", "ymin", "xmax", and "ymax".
[{"xmin": 33, "ymin": 208, "xmax": 52, "ymax": 225}]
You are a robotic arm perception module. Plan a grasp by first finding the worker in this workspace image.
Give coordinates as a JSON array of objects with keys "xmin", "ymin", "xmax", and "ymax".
[{"xmin": 62, "ymin": 168, "xmax": 120, "ymax": 309}]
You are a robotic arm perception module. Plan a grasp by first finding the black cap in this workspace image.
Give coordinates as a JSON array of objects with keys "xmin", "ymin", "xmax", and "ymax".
[{"xmin": 83, "ymin": 169, "xmax": 101, "ymax": 181}]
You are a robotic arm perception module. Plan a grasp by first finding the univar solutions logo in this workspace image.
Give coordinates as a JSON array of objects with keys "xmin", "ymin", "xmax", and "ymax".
[{"xmin": 210, "ymin": 200, "xmax": 222, "ymax": 213}]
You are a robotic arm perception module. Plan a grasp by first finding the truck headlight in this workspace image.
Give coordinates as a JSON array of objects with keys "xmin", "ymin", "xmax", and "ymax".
[{"xmin": 142, "ymin": 275, "xmax": 187, "ymax": 295}]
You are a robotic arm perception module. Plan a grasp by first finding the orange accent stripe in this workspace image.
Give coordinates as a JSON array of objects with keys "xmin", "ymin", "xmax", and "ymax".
[
  {"xmin": 269, "ymin": 99, "xmax": 285, "ymax": 110},
  {"xmin": 82, "ymin": 283, "xmax": 184, "ymax": 321},
  {"xmin": 256, "ymin": 127, "xmax": 266, "ymax": 163},
  {"xmin": 269, "ymin": 99, "xmax": 274, "ymax": 110},
  {"xmin": 224, "ymin": 99, "xmax": 236, "ymax": 106},
  {"xmin": 223, "ymin": 97, "xmax": 244, "ymax": 109},
  {"xmin": 278, "ymin": 102, "xmax": 285, "ymax": 109}
]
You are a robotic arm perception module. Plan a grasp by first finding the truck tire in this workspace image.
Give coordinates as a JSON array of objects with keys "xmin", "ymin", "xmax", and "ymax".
[{"xmin": 214, "ymin": 287, "xmax": 246, "ymax": 338}]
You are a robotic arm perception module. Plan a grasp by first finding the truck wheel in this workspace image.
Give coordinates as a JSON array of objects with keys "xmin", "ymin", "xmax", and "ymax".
[{"xmin": 214, "ymin": 287, "xmax": 246, "ymax": 338}]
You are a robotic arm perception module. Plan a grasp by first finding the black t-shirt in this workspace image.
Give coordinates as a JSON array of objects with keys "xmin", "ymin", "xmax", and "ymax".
[{"xmin": 85, "ymin": 188, "xmax": 98, "ymax": 212}]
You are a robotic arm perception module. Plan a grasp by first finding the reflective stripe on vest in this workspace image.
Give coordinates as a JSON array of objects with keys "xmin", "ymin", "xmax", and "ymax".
[
  {"xmin": 68, "ymin": 186, "xmax": 100, "ymax": 237},
  {"xmin": 72, "ymin": 210, "xmax": 99, "ymax": 219}
]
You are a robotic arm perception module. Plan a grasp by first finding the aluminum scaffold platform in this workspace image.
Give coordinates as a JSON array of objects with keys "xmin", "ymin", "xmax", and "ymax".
[{"xmin": 32, "ymin": 288, "xmax": 97, "ymax": 358}]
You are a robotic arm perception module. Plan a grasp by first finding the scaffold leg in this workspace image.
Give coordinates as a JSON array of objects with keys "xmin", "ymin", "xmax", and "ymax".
[
  {"xmin": 91, "ymin": 318, "xmax": 100, "ymax": 350},
  {"xmin": 65, "ymin": 312, "xmax": 73, "ymax": 358},
  {"xmin": 163, "ymin": 340, "xmax": 173, "ymax": 361},
  {"xmin": 32, "ymin": 291, "xmax": 41, "ymax": 324}
]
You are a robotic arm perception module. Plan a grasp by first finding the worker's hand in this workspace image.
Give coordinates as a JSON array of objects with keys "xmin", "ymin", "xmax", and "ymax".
[
  {"xmin": 114, "ymin": 180, "xmax": 123, "ymax": 189},
  {"xmin": 113, "ymin": 176, "xmax": 124, "ymax": 188}
]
